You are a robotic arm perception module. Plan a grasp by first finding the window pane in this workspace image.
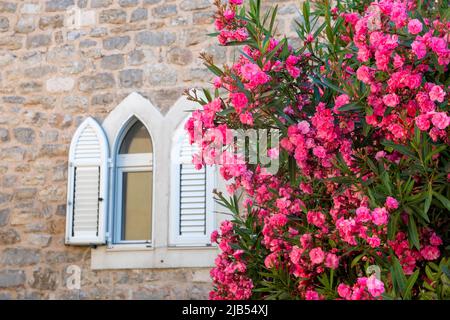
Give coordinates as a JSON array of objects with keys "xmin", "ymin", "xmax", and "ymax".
[
  {"xmin": 119, "ymin": 121, "xmax": 152, "ymax": 154},
  {"xmin": 122, "ymin": 171, "xmax": 152, "ymax": 241}
]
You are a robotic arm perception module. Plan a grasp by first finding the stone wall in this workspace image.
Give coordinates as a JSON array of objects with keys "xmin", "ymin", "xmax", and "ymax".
[{"xmin": 0, "ymin": 0, "xmax": 299, "ymax": 299}]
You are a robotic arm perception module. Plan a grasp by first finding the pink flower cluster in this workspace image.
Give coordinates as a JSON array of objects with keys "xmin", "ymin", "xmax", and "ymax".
[
  {"xmin": 280, "ymin": 103, "xmax": 354, "ymax": 178},
  {"xmin": 337, "ymin": 275, "xmax": 385, "ymax": 300},
  {"xmin": 209, "ymin": 221, "xmax": 254, "ymax": 300},
  {"xmin": 388, "ymin": 229, "xmax": 442, "ymax": 274},
  {"xmin": 214, "ymin": 2, "xmax": 248, "ymax": 45},
  {"xmin": 342, "ymin": 0, "xmax": 449, "ymax": 143}
]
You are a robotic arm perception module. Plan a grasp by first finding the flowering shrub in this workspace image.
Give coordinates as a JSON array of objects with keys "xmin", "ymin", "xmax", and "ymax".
[{"xmin": 186, "ymin": 0, "xmax": 449, "ymax": 300}]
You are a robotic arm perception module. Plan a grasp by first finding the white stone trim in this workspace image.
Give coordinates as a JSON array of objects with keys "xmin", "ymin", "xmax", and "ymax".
[{"xmin": 91, "ymin": 246, "xmax": 218, "ymax": 270}]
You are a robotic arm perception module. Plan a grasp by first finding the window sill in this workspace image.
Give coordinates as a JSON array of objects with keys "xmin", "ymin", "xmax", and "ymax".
[
  {"xmin": 91, "ymin": 245, "xmax": 218, "ymax": 270},
  {"xmin": 106, "ymin": 244, "xmax": 154, "ymax": 252}
]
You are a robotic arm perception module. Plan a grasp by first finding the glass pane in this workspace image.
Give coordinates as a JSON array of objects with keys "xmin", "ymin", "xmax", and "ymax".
[
  {"xmin": 119, "ymin": 121, "xmax": 152, "ymax": 154},
  {"xmin": 121, "ymin": 171, "xmax": 152, "ymax": 241}
]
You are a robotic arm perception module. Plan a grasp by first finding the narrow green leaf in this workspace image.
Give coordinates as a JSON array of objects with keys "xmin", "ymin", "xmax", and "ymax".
[
  {"xmin": 351, "ymin": 253, "xmax": 365, "ymax": 268},
  {"xmin": 338, "ymin": 102, "xmax": 364, "ymax": 112},
  {"xmin": 433, "ymin": 191, "xmax": 450, "ymax": 211},
  {"xmin": 403, "ymin": 270, "xmax": 419, "ymax": 300},
  {"xmin": 381, "ymin": 140, "xmax": 417, "ymax": 159},
  {"xmin": 407, "ymin": 215, "xmax": 420, "ymax": 250},
  {"xmin": 391, "ymin": 256, "xmax": 407, "ymax": 295},
  {"xmin": 424, "ymin": 183, "xmax": 432, "ymax": 218}
]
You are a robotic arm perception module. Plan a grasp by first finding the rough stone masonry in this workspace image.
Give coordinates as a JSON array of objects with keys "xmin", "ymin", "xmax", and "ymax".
[{"xmin": 0, "ymin": 0, "xmax": 300, "ymax": 299}]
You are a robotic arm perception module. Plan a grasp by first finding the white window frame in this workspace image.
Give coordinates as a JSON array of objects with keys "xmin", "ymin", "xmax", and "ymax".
[{"xmin": 112, "ymin": 119, "xmax": 154, "ymax": 245}]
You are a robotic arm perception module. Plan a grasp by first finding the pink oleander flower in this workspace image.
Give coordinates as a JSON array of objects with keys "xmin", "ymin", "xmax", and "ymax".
[
  {"xmin": 420, "ymin": 245, "xmax": 440, "ymax": 260},
  {"xmin": 300, "ymin": 183, "xmax": 312, "ymax": 194},
  {"xmin": 223, "ymin": 9, "xmax": 235, "ymax": 20},
  {"xmin": 230, "ymin": 92, "xmax": 248, "ymax": 113},
  {"xmin": 270, "ymin": 213, "xmax": 288, "ymax": 227},
  {"xmin": 385, "ymin": 196, "xmax": 399, "ymax": 210},
  {"xmin": 241, "ymin": 63, "xmax": 261, "ymax": 80},
  {"xmin": 367, "ymin": 275, "xmax": 385, "ymax": 297},
  {"xmin": 264, "ymin": 253, "xmax": 277, "ymax": 269},
  {"xmin": 431, "ymin": 112, "xmax": 450, "ymax": 130},
  {"xmin": 415, "ymin": 114, "xmax": 431, "ymax": 131},
  {"xmin": 239, "ymin": 112, "xmax": 254, "ymax": 125},
  {"xmin": 307, "ymin": 211, "xmax": 326, "ymax": 228},
  {"xmin": 213, "ymin": 77, "xmax": 222, "ymax": 88},
  {"xmin": 309, "ymin": 247, "xmax": 325, "ymax": 265},
  {"xmin": 411, "ymin": 40, "xmax": 427, "ymax": 59},
  {"xmin": 337, "ymin": 283, "xmax": 352, "ymax": 299},
  {"xmin": 367, "ymin": 236, "xmax": 381, "ymax": 248},
  {"xmin": 313, "ymin": 146, "xmax": 327, "ymax": 159},
  {"xmin": 287, "ymin": 65, "xmax": 300, "ymax": 78},
  {"xmin": 383, "ymin": 93, "xmax": 400, "ymax": 107},
  {"xmin": 290, "ymin": 246, "xmax": 302, "ymax": 265},
  {"xmin": 429, "ymin": 85, "xmax": 446, "ymax": 103},
  {"xmin": 211, "ymin": 230, "xmax": 219, "ymax": 243},
  {"xmin": 325, "ymin": 253, "xmax": 339, "ymax": 269},
  {"xmin": 356, "ymin": 65, "xmax": 372, "ymax": 84},
  {"xmin": 388, "ymin": 123, "xmax": 407, "ymax": 140},
  {"xmin": 372, "ymin": 207, "xmax": 389, "ymax": 226},
  {"xmin": 297, "ymin": 120, "xmax": 310, "ymax": 134},
  {"xmin": 305, "ymin": 290, "xmax": 320, "ymax": 300},
  {"xmin": 408, "ymin": 19, "xmax": 423, "ymax": 35},
  {"xmin": 334, "ymin": 94, "xmax": 350, "ymax": 113},
  {"xmin": 229, "ymin": 0, "xmax": 243, "ymax": 4},
  {"xmin": 430, "ymin": 233, "xmax": 443, "ymax": 246},
  {"xmin": 356, "ymin": 206, "xmax": 372, "ymax": 223},
  {"xmin": 375, "ymin": 151, "xmax": 386, "ymax": 161},
  {"xmin": 220, "ymin": 220, "xmax": 233, "ymax": 235}
]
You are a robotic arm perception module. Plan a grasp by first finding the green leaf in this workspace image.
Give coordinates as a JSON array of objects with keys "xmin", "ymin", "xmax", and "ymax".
[
  {"xmin": 288, "ymin": 156, "xmax": 297, "ymax": 187},
  {"xmin": 380, "ymin": 171, "xmax": 392, "ymax": 194},
  {"xmin": 217, "ymin": 108, "xmax": 235, "ymax": 117},
  {"xmin": 302, "ymin": 1, "xmax": 310, "ymax": 32},
  {"xmin": 312, "ymin": 76, "xmax": 346, "ymax": 94},
  {"xmin": 388, "ymin": 211, "xmax": 400, "ymax": 240},
  {"xmin": 351, "ymin": 253, "xmax": 365, "ymax": 268},
  {"xmin": 433, "ymin": 191, "xmax": 450, "ymax": 211},
  {"xmin": 202, "ymin": 89, "xmax": 212, "ymax": 102},
  {"xmin": 268, "ymin": 6, "xmax": 278, "ymax": 35},
  {"xmin": 391, "ymin": 256, "xmax": 407, "ymax": 296},
  {"xmin": 424, "ymin": 183, "xmax": 432, "ymax": 218},
  {"xmin": 403, "ymin": 270, "xmax": 419, "ymax": 300},
  {"xmin": 338, "ymin": 102, "xmax": 364, "ymax": 112},
  {"xmin": 381, "ymin": 140, "xmax": 417, "ymax": 159},
  {"xmin": 425, "ymin": 145, "xmax": 447, "ymax": 164},
  {"xmin": 407, "ymin": 215, "xmax": 420, "ymax": 250},
  {"xmin": 205, "ymin": 63, "xmax": 224, "ymax": 77}
]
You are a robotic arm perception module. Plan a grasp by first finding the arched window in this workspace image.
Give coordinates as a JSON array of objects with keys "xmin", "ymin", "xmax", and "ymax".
[
  {"xmin": 114, "ymin": 119, "xmax": 153, "ymax": 244},
  {"xmin": 67, "ymin": 93, "xmax": 223, "ymax": 269}
]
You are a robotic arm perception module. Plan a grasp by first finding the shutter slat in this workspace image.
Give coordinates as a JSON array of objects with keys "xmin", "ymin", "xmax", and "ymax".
[
  {"xmin": 180, "ymin": 196, "xmax": 206, "ymax": 202},
  {"xmin": 180, "ymin": 226, "xmax": 205, "ymax": 233},
  {"xmin": 181, "ymin": 191, "xmax": 206, "ymax": 197},
  {"xmin": 181, "ymin": 208, "xmax": 206, "ymax": 215}
]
